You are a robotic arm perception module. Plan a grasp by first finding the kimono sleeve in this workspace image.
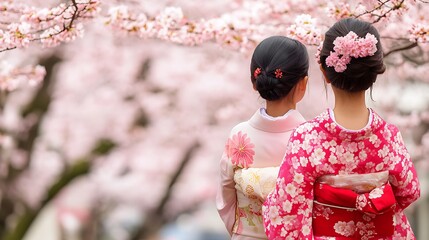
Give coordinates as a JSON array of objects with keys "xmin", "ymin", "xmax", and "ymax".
[
  {"xmin": 262, "ymin": 127, "xmax": 316, "ymax": 239},
  {"xmin": 216, "ymin": 139, "xmax": 237, "ymax": 235},
  {"xmin": 388, "ymin": 127, "xmax": 420, "ymax": 209}
]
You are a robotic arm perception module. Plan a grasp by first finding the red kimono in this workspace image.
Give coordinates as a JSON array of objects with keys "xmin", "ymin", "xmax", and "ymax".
[{"xmin": 262, "ymin": 109, "xmax": 420, "ymax": 239}]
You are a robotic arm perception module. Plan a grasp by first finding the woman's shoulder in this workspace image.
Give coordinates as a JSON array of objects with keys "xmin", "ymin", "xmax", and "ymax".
[
  {"xmin": 292, "ymin": 110, "xmax": 329, "ymax": 135},
  {"xmin": 229, "ymin": 121, "xmax": 251, "ymax": 136},
  {"xmin": 370, "ymin": 109, "xmax": 400, "ymax": 134}
]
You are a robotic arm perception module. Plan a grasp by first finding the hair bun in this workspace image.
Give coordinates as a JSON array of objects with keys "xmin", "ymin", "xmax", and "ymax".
[
  {"xmin": 250, "ymin": 36, "xmax": 309, "ymax": 101},
  {"xmin": 319, "ymin": 18, "xmax": 385, "ymax": 92},
  {"xmin": 255, "ymin": 74, "xmax": 285, "ymax": 101}
]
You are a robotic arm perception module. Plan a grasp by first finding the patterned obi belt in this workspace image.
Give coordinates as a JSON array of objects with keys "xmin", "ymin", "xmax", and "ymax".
[{"xmin": 312, "ymin": 171, "xmax": 397, "ymax": 239}]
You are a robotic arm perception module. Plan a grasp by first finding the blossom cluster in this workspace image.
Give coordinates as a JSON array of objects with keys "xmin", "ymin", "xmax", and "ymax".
[
  {"xmin": 0, "ymin": 0, "xmax": 427, "ymax": 92},
  {"xmin": 0, "ymin": 0, "xmax": 100, "ymax": 51},
  {"xmin": 105, "ymin": 3, "xmax": 323, "ymax": 52},
  {"xmin": 327, "ymin": 0, "xmax": 411, "ymax": 23},
  {"xmin": 409, "ymin": 23, "xmax": 429, "ymax": 43},
  {"xmin": 286, "ymin": 14, "xmax": 322, "ymax": 46},
  {"xmin": 0, "ymin": 63, "xmax": 46, "ymax": 91},
  {"xmin": 106, "ymin": 5, "xmax": 257, "ymax": 52},
  {"xmin": 1, "ymin": 0, "xmax": 424, "ymax": 53},
  {"xmin": 325, "ymin": 32, "xmax": 378, "ymax": 72},
  {"xmin": 0, "ymin": 0, "xmax": 99, "ymax": 90},
  {"xmin": 327, "ymin": 2, "xmax": 355, "ymax": 20}
]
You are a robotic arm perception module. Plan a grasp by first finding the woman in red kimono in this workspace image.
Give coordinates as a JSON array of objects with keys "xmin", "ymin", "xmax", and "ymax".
[{"xmin": 262, "ymin": 18, "xmax": 421, "ymax": 239}]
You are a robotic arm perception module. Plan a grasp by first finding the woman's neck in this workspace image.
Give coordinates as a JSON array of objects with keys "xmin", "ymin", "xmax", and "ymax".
[
  {"xmin": 332, "ymin": 87, "xmax": 369, "ymax": 130},
  {"xmin": 265, "ymin": 100, "xmax": 295, "ymax": 117}
]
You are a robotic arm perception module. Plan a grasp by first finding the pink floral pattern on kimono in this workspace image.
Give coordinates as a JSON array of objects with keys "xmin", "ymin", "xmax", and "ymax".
[
  {"xmin": 226, "ymin": 131, "xmax": 255, "ymax": 168},
  {"xmin": 217, "ymin": 109, "xmax": 306, "ymax": 239},
  {"xmin": 262, "ymin": 109, "xmax": 420, "ymax": 240}
]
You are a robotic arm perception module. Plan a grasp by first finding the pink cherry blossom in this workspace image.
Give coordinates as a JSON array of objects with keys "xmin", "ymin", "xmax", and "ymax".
[
  {"xmin": 0, "ymin": 62, "xmax": 46, "ymax": 91},
  {"xmin": 325, "ymin": 31, "xmax": 378, "ymax": 72},
  {"xmin": 327, "ymin": 2, "xmax": 352, "ymax": 20},
  {"xmin": 0, "ymin": 0, "xmax": 427, "ymax": 90},
  {"xmin": 326, "ymin": 51, "xmax": 349, "ymax": 73},
  {"xmin": 409, "ymin": 23, "xmax": 429, "ymax": 43},
  {"xmin": 285, "ymin": 14, "xmax": 322, "ymax": 46}
]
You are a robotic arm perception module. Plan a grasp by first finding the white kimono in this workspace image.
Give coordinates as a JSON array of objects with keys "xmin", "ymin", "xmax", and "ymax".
[{"xmin": 216, "ymin": 108, "xmax": 305, "ymax": 239}]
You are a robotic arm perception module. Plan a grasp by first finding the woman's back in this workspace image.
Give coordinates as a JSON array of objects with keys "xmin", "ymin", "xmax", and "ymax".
[
  {"xmin": 217, "ymin": 109, "xmax": 305, "ymax": 239},
  {"xmin": 263, "ymin": 108, "xmax": 420, "ymax": 239},
  {"xmin": 216, "ymin": 35, "xmax": 310, "ymax": 239}
]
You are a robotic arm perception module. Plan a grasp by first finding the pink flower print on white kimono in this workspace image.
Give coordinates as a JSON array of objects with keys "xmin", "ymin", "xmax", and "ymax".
[
  {"xmin": 217, "ymin": 109, "xmax": 306, "ymax": 239},
  {"xmin": 226, "ymin": 131, "xmax": 255, "ymax": 168}
]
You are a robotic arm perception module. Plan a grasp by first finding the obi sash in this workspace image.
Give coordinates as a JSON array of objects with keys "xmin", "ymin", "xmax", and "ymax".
[
  {"xmin": 313, "ymin": 173, "xmax": 396, "ymax": 239},
  {"xmin": 232, "ymin": 167, "xmax": 279, "ymax": 238}
]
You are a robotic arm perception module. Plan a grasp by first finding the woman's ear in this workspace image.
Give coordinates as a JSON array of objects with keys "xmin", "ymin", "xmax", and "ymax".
[
  {"xmin": 292, "ymin": 76, "xmax": 308, "ymax": 103},
  {"xmin": 300, "ymin": 76, "xmax": 308, "ymax": 91},
  {"xmin": 252, "ymin": 82, "xmax": 257, "ymax": 91},
  {"xmin": 320, "ymin": 64, "xmax": 331, "ymax": 84}
]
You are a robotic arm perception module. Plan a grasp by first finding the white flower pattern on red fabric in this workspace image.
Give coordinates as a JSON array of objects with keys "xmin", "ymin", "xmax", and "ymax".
[
  {"xmin": 356, "ymin": 194, "xmax": 368, "ymax": 210},
  {"xmin": 334, "ymin": 221, "xmax": 356, "ymax": 237},
  {"xmin": 369, "ymin": 186, "xmax": 384, "ymax": 199},
  {"xmin": 314, "ymin": 204, "xmax": 334, "ymax": 220}
]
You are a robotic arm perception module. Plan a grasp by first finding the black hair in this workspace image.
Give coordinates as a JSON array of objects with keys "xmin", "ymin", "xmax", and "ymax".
[
  {"xmin": 320, "ymin": 18, "xmax": 385, "ymax": 92},
  {"xmin": 250, "ymin": 36, "xmax": 309, "ymax": 101}
]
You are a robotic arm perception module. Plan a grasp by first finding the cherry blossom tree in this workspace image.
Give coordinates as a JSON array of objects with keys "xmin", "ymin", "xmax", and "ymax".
[
  {"xmin": 0, "ymin": 0, "xmax": 428, "ymax": 239},
  {"xmin": 1, "ymin": 0, "xmax": 428, "ymax": 90}
]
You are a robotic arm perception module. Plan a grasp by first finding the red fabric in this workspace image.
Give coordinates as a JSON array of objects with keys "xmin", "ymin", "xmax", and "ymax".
[{"xmin": 313, "ymin": 182, "xmax": 396, "ymax": 239}]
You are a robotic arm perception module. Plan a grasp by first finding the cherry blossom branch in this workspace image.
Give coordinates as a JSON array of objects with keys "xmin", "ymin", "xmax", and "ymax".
[
  {"xmin": 402, "ymin": 51, "xmax": 429, "ymax": 65},
  {"xmin": 369, "ymin": 0, "xmax": 405, "ymax": 24},
  {"xmin": 132, "ymin": 141, "xmax": 200, "ymax": 239},
  {"xmin": 352, "ymin": 0, "xmax": 391, "ymax": 19},
  {"xmin": 384, "ymin": 42, "xmax": 418, "ymax": 57},
  {"xmin": 381, "ymin": 36, "xmax": 410, "ymax": 40},
  {"xmin": 104, "ymin": 0, "xmax": 418, "ymax": 51},
  {"xmin": 367, "ymin": 0, "xmax": 390, "ymax": 13},
  {"xmin": 105, "ymin": 5, "xmax": 323, "ymax": 52},
  {"xmin": 0, "ymin": 0, "xmax": 428, "ymax": 92},
  {"xmin": 0, "ymin": 0, "xmax": 100, "ymax": 51},
  {"xmin": 2, "ymin": 161, "xmax": 91, "ymax": 240},
  {"xmin": 327, "ymin": 0, "xmax": 407, "ymax": 24},
  {"xmin": 0, "ymin": 47, "xmax": 15, "ymax": 52},
  {"xmin": 409, "ymin": 23, "xmax": 429, "ymax": 43},
  {"xmin": 69, "ymin": 0, "xmax": 79, "ymax": 27},
  {"xmin": 0, "ymin": 1, "xmax": 99, "ymax": 90}
]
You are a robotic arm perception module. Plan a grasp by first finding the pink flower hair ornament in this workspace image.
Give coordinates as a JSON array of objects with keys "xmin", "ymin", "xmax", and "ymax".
[
  {"xmin": 254, "ymin": 67, "xmax": 262, "ymax": 78},
  {"xmin": 322, "ymin": 31, "xmax": 378, "ymax": 73},
  {"xmin": 274, "ymin": 69, "xmax": 283, "ymax": 79},
  {"xmin": 253, "ymin": 67, "xmax": 284, "ymax": 79}
]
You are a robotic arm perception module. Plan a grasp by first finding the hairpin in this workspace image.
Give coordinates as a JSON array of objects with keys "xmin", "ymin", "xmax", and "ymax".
[
  {"xmin": 254, "ymin": 67, "xmax": 262, "ymax": 78},
  {"xmin": 275, "ymin": 69, "xmax": 283, "ymax": 79}
]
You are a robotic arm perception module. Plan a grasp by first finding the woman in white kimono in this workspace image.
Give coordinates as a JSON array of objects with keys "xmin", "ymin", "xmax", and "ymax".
[{"xmin": 216, "ymin": 36, "xmax": 309, "ymax": 239}]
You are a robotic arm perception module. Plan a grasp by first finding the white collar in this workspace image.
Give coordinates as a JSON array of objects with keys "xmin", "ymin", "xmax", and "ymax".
[{"xmin": 248, "ymin": 108, "xmax": 306, "ymax": 133}]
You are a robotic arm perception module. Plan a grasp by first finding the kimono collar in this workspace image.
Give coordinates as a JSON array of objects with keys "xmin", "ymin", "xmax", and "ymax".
[
  {"xmin": 248, "ymin": 108, "xmax": 306, "ymax": 133},
  {"xmin": 320, "ymin": 108, "xmax": 385, "ymax": 141},
  {"xmin": 328, "ymin": 108, "xmax": 374, "ymax": 133}
]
